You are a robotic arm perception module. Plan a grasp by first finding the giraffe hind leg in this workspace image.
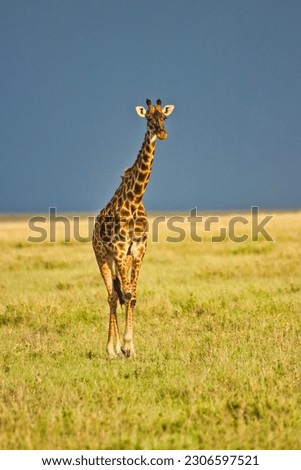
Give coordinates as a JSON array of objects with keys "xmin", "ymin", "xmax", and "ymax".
[{"xmin": 113, "ymin": 276, "xmax": 125, "ymax": 305}]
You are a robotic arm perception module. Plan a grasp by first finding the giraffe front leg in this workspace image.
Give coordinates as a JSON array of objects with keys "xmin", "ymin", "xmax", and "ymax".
[
  {"xmin": 115, "ymin": 255, "xmax": 132, "ymax": 302},
  {"xmin": 96, "ymin": 257, "xmax": 122, "ymax": 359},
  {"xmin": 107, "ymin": 306, "xmax": 116, "ymax": 358},
  {"xmin": 121, "ymin": 301, "xmax": 135, "ymax": 358},
  {"xmin": 130, "ymin": 244, "xmax": 146, "ymax": 308},
  {"xmin": 107, "ymin": 293, "xmax": 123, "ymax": 358},
  {"xmin": 113, "ymin": 255, "xmax": 135, "ymax": 357},
  {"xmin": 121, "ymin": 250, "xmax": 145, "ymax": 357}
]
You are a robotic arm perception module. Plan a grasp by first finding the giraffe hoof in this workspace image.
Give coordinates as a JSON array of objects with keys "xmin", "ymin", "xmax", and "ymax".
[
  {"xmin": 130, "ymin": 298, "xmax": 136, "ymax": 308},
  {"xmin": 121, "ymin": 347, "xmax": 131, "ymax": 358},
  {"xmin": 108, "ymin": 352, "xmax": 117, "ymax": 359},
  {"xmin": 108, "ymin": 351, "xmax": 125, "ymax": 360}
]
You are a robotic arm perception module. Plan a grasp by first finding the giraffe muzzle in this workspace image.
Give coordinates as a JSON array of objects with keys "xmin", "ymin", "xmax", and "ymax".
[{"xmin": 157, "ymin": 129, "xmax": 168, "ymax": 140}]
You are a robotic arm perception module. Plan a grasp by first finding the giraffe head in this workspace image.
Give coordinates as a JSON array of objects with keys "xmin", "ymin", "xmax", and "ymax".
[{"xmin": 135, "ymin": 99, "xmax": 175, "ymax": 140}]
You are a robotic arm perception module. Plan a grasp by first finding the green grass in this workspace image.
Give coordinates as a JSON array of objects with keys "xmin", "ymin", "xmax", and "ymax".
[{"xmin": 0, "ymin": 212, "xmax": 300, "ymax": 449}]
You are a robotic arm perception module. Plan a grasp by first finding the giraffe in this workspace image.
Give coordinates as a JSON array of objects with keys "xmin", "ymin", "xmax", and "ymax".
[{"xmin": 92, "ymin": 98, "xmax": 175, "ymax": 358}]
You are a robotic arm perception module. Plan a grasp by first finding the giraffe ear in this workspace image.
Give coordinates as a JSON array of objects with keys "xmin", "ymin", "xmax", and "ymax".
[
  {"xmin": 135, "ymin": 106, "xmax": 147, "ymax": 118},
  {"xmin": 163, "ymin": 105, "xmax": 175, "ymax": 117}
]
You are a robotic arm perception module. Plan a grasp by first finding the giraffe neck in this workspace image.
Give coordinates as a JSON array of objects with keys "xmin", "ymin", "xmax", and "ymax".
[{"xmin": 122, "ymin": 130, "xmax": 156, "ymax": 206}]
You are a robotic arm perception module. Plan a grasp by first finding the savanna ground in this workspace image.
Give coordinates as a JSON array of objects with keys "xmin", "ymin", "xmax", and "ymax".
[{"xmin": 0, "ymin": 211, "xmax": 300, "ymax": 450}]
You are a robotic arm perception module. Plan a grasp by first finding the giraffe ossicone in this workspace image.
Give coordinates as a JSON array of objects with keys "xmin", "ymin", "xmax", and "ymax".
[{"xmin": 92, "ymin": 98, "xmax": 175, "ymax": 358}]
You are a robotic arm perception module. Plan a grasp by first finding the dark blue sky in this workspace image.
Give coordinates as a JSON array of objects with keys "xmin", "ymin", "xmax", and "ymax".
[{"xmin": 1, "ymin": 0, "xmax": 300, "ymax": 212}]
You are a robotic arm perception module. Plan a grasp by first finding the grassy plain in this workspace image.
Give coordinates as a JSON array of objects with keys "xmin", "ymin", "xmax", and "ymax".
[{"xmin": 0, "ymin": 211, "xmax": 300, "ymax": 449}]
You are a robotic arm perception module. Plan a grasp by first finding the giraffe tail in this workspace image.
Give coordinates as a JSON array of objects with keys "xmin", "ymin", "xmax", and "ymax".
[{"xmin": 113, "ymin": 276, "xmax": 125, "ymax": 306}]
